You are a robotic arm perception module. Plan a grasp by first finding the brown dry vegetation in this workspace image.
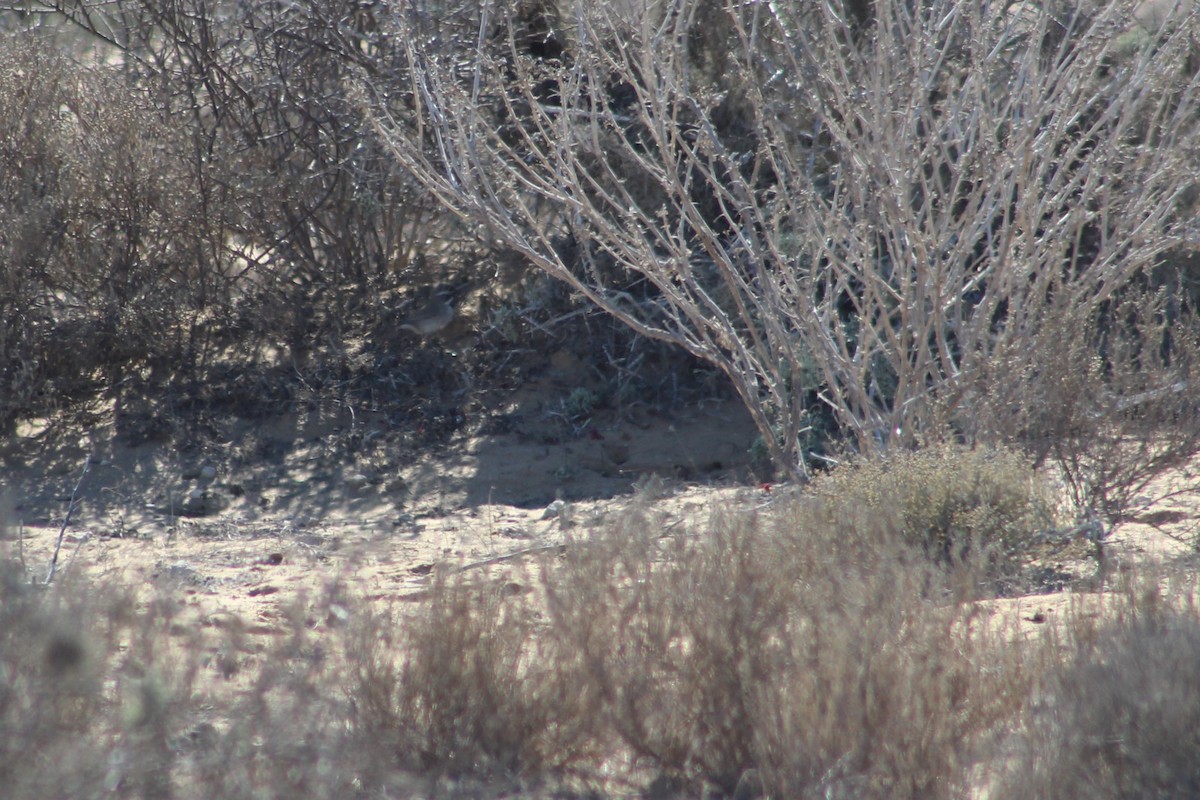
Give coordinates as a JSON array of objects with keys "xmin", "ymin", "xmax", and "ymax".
[
  {"xmin": 2, "ymin": 450, "xmax": 1199, "ymax": 798},
  {"xmin": 3, "ymin": 0, "xmax": 1200, "ymax": 797}
]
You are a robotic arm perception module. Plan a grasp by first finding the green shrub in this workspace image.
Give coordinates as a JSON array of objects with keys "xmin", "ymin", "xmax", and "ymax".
[{"xmin": 810, "ymin": 444, "xmax": 1060, "ymax": 580}]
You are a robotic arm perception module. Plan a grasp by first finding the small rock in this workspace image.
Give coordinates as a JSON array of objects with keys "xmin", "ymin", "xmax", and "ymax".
[{"xmin": 344, "ymin": 473, "xmax": 374, "ymax": 497}]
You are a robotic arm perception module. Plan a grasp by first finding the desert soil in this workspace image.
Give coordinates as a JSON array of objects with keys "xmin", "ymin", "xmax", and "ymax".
[
  {"xmin": 4, "ymin": 392, "xmax": 1197, "ymax": 643},
  {"xmin": 2, "ymin": 386, "xmax": 768, "ymax": 632}
]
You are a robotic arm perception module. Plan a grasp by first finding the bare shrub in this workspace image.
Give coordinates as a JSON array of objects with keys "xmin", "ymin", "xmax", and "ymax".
[
  {"xmin": 362, "ymin": 0, "xmax": 1200, "ymax": 485},
  {"xmin": 21, "ymin": 0, "xmax": 441, "ymax": 287},
  {"xmin": 999, "ymin": 580, "xmax": 1200, "ymax": 799},
  {"xmin": 0, "ymin": 39, "xmax": 210, "ymax": 431},
  {"xmin": 1013, "ymin": 292, "xmax": 1200, "ymax": 523},
  {"xmin": 0, "ymin": 3, "xmax": 468, "ymax": 440}
]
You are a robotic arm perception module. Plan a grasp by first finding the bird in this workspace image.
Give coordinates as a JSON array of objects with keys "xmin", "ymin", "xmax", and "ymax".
[{"xmin": 398, "ymin": 290, "xmax": 454, "ymax": 336}]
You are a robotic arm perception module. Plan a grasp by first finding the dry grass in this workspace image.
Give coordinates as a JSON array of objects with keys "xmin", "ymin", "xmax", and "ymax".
[
  {"xmin": 540, "ymin": 499, "xmax": 1028, "ymax": 798},
  {"xmin": 0, "ymin": 556, "xmax": 382, "ymax": 799},
  {"xmin": 345, "ymin": 571, "xmax": 602, "ymax": 781},
  {"xmin": 16, "ymin": 445, "xmax": 1189, "ymax": 798},
  {"xmin": 998, "ymin": 575, "xmax": 1200, "ymax": 799}
]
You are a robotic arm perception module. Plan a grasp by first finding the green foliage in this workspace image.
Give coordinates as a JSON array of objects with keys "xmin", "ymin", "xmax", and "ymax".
[
  {"xmin": 561, "ymin": 387, "xmax": 601, "ymax": 420},
  {"xmin": 811, "ymin": 444, "xmax": 1060, "ymax": 577}
]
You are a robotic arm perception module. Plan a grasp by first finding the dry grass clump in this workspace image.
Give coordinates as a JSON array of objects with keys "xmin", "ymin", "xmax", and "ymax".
[
  {"xmin": 0, "ymin": 562, "xmax": 110, "ymax": 797},
  {"xmin": 809, "ymin": 444, "xmax": 1061, "ymax": 586},
  {"xmin": 296, "ymin": 476, "xmax": 1046, "ymax": 797},
  {"xmin": 999, "ymin": 579, "xmax": 1200, "ymax": 799},
  {"xmin": 331, "ymin": 492, "xmax": 1033, "ymax": 797},
  {"xmin": 6, "ymin": 476, "xmax": 1196, "ymax": 798},
  {"xmin": 0, "ymin": 448, "xmax": 1055, "ymax": 799},
  {"xmin": 344, "ymin": 571, "xmax": 601, "ymax": 781},
  {"xmin": 0, "ymin": 556, "xmax": 372, "ymax": 799},
  {"xmin": 539, "ymin": 499, "xmax": 1028, "ymax": 797},
  {"xmin": 176, "ymin": 605, "xmax": 374, "ymax": 800},
  {"xmin": 0, "ymin": 562, "xmax": 184, "ymax": 799}
]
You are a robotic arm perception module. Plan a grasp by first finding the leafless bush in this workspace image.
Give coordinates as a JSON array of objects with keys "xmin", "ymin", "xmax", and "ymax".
[
  {"xmin": 361, "ymin": 0, "xmax": 1200, "ymax": 488},
  {"xmin": 0, "ymin": 1, "xmax": 486, "ymax": 439},
  {"xmin": 0, "ymin": 38, "xmax": 212, "ymax": 432},
  {"xmin": 23, "ymin": 0, "xmax": 444, "ymax": 291},
  {"xmin": 1017, "ymin": 291, "xmax": 1200, "ymax": 522}
]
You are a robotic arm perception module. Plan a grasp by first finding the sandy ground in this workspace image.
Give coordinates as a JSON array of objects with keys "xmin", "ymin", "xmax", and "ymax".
[
  {"xmin": 1, "ymin": 391, "xmax": 768, "ymax": 634},
  {"xmin": 4, "ymin": 394, "xmax": 1197, "ymax": 647}
]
